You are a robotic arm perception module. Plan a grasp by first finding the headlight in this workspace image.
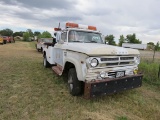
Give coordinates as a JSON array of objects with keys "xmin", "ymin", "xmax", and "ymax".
[
  {"xmin": 135, "ymin": 56, "xmax": 140, "ymax": 64},
  {"xmin": 90, "ymin": 58, "xmax": 98, "ymax": 67},
  {"xmin": 100, "ymin": 71, "xmax": 106, "ymax": 78}
]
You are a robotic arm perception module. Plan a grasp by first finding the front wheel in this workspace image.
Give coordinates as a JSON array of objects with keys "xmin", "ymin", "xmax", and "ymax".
[
  {"xmin": 68, "ymin": 68, "xmax": 83, "ymax": 96},
  {"xmin": 43, "ymin": 56, "xmax": 50, "ymax": 68}
]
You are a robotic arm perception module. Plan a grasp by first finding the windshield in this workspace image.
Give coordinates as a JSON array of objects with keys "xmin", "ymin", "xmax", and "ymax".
[
  {"xmin": 68, "ymin": 30, "xmax": 103, "ymax": 43},
  {"xmin": 43, "ymin": 39, "xmax": 52, "ymax": 43}
]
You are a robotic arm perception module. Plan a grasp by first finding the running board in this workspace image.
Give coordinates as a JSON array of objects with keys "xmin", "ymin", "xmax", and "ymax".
[{"xmin": 52, "ymin": 66, "xmax": 62, "ymax": 75}]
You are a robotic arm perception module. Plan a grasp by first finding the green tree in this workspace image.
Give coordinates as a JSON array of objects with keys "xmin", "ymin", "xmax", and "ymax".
[
  {"xmin": 147, "ymin": 42, "xmax": 155, "ymax": 50},
  {"xmin": 26, "ymin": 29, "xmax": 33, "ymax": 37},
  {"xmin": 105, "ymin": 35, "xmax": 116, "ymax": 45},
  {"xmin": 125, "ymin": 33, "xmax": 141, "ymax": 44},
  {"xmin": 118, "ymin": 35, "xmax": 125, "ymax": 46},
  {"xmin": 13, "ymin": 31, "xmax": 24, "ymax": 37},
  {"xmin": 41, "ymin": 31, "xmax": 52, "ymax": 38},
  {"xmin": 34, "ymin": 31, "xmax": 41, "ymax": 36},
  {"xmin": 23, "ymin": 32, "xmax": 30, "ymax": 41},
  {"xmin": 155, "ymin": 41, "xmax": 160, "ymax": 51},
  {"xmin": 147, "ymin": 42, "xmax": 154, "ymax": 46},
  {"xmin": 0, "ymin": 28, "xmax": 13, "ymax": 36}
]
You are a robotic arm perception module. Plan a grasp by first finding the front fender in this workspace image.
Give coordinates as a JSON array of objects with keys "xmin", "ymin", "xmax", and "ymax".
[{"xmin": 64, "ymin": 57, "xmax": 87, "ymax": 81}]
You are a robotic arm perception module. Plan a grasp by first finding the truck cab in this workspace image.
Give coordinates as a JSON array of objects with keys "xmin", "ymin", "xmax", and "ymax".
[
  {"xmin": 43, "ymin": 22, "xmax": 143, "ymax": 98},
  {"xmin": 2, "ymin": 36, "xmax": 9, "ymax": 44},
  {"xmin": 36, "ymin": 38, "xmax": 53, "ymax": 52}
]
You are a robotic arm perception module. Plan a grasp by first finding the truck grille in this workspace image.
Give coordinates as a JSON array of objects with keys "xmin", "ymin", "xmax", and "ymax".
[
  {"xmin": 101, "ymin": 58, "xmax": 119, "ymax": 61},
  {"xmin": 119, "ymin": 62, "xmax": 130, "ymax": 65},
  {"xmin": 120, "ymin": 57, "xmax": 134, "ymax": 60},
  {"xmin": 108, "ymin": 72, "xmax": 116, "ymax": 78},
  {"xmin": 99, "ymin": 56, "xmax": 135, "ymax": 67},
  {"xmin": 106, "ymin": 63, "xmax": 118, "ymax": 66}
]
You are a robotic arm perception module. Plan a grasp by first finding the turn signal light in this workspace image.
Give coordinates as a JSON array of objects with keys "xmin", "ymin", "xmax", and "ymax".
[{"xmin": 133, "ymin": 69, "xmax": 138, "ymax": 75}]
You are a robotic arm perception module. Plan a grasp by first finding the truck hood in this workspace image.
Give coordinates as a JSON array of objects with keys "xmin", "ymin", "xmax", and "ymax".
[{"xmin": 56, "ymin": 43, "xmax": 140, "ymax": 56}]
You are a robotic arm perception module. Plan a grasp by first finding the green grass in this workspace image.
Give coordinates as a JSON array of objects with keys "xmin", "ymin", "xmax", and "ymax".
[
  {"xmin": 116, "ymin": 116, "xmax": 128, "ymax": 120},
  {"xmin": 0, "ymin": 41, "xmax": 160, "ymax": 120},
  {"xmin": 139, "ymin": 60, "xmax": 160, "ymax": 86}
]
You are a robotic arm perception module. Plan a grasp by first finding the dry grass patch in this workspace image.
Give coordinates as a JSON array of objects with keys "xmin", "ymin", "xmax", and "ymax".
[{"xmin": 0, "ymin": 41, "xmax": 159, "ymax": 120}]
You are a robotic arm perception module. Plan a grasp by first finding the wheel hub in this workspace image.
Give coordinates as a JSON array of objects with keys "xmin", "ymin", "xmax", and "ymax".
[
  {"xmin": 68, "ymin": 76, "xmax": 73, "ymax": 91},
  {"xmin": 44, "ymin": 57, "xmax": 46, "ymax": 66}
]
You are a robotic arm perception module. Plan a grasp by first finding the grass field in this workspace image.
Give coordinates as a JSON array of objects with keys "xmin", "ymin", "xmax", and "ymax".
[{"xmin": 0, "ymin": 41, "xmax": 160, "ymax": 120}]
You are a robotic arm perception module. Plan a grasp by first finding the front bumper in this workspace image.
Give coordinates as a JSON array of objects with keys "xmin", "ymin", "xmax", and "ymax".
[{"xmin": 84, "ymin": 74, "xmax": 143, "ymax": 99}]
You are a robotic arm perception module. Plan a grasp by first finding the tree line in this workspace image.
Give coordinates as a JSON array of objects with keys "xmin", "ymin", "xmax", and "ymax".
[
  {"xmin": 105, "ymin": 33, "xmax": 142, "ymax": 46},
  {"xmin": 0, "ymin": 28, "xmax": 52, "ymax": 41},
  {"xmin": 0, "ymin": 28, "xmax": 159, "ymax": 50},
  {"xmin": 105, "ymin": 33, "xmax": 160, "ymax": 51}
]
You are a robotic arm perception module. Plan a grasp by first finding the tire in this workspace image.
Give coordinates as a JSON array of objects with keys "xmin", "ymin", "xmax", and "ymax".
[
  {"xmin": 68, "ymin": 68, "xmax": 83, "ymax": 96},
  {"xmin": 43, "ymin": 56, "xmax": 50, "ymax": 68},
  {"xmin": 36, "ymin": 45, "xmax": 40, "ymax": 52},
  {"xmin": 37, "ymin": 48, "xmax": 41, "ymax": 52},
  {"xmin": 3, "ymin": 40, "xmax": 6, "ymax": 44}
]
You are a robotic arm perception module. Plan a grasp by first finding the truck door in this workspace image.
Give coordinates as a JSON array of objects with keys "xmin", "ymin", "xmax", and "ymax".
[{"xmin": 54, "ymin": 31, "xmax": 67, "ymax": 67}]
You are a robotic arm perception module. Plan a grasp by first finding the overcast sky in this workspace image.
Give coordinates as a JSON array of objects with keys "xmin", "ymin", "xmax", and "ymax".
[{"xmin": 0, "ymin": 0, "xmax": 160, "ymax": 44}]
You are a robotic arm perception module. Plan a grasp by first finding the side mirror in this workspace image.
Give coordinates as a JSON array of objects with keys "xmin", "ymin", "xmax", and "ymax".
[{"xmin": 56, "ymin": 31, "xmax": 61, "ymax": 42}]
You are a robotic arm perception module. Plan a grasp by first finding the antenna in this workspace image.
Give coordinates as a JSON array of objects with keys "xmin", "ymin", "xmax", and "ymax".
[
  {"xmin": 58, "ymin": 22, "xmax": 60, "ymax": 28},
  {"xmin": 54, "ymin": 22, "xmax": 61, "ymax": 31}
]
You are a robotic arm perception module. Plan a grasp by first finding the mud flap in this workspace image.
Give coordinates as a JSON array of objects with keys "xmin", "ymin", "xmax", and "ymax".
[{"xmin": 84, "ymin": 74, "xmax": 143, "ymax": 99}]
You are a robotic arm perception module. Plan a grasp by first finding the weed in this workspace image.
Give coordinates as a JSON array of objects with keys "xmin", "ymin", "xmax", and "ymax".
[{"xmin": 139, "ymin": 60, "xmax": 160, "ymax": 86}]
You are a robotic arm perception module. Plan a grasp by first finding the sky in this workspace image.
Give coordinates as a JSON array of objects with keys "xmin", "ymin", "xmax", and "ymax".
[{"xmin": 0, "ymin": 0, "xmax": 160, "ymax": 44}]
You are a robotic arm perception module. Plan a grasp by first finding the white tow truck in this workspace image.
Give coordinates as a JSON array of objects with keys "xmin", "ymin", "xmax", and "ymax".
[{"xmin": 43, "ymin": 22, "xmax": 143, "ymax": 99}]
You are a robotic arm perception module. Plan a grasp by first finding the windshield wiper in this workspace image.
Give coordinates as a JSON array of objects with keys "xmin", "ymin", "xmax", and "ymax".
[
  {"xmin": 71, "ymin": 40, "xmax": 83, "ymax": 42},
  {"xmin": 85, "ymin": 41, "xmax": 97, "ymax": 43}
]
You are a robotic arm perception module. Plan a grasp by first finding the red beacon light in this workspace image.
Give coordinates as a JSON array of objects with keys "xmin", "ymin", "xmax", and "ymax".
[
  {"xmin": 54, "ymin": 28, "xmax": 61, "ymax": 31},
  {"xmin": 66, "ymin": 22, "xmax": 78, "ymax": 28},
  {"xmin": 66, "ymin": 22, "xmax": 97, "ymax": 31},
  {"xmin": 88, "ymin": 26, "xmax": 97, "ymax": 31}
]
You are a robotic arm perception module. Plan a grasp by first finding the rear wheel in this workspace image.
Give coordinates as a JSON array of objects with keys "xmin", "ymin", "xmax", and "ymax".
[
  {"xmin": 3, "ymin": 40, "xmax": 6, "ymax": 44},
  {"xmin": 36, "ymin": 45, "xmax": 40, "ymax": 52},
  {"xmin": 68, "ymin": 68, "xmax": 83, "ymax": 96},
  {"xmin": 43, "ymin": 56, "xmax": 50, "ymax": 68}
]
